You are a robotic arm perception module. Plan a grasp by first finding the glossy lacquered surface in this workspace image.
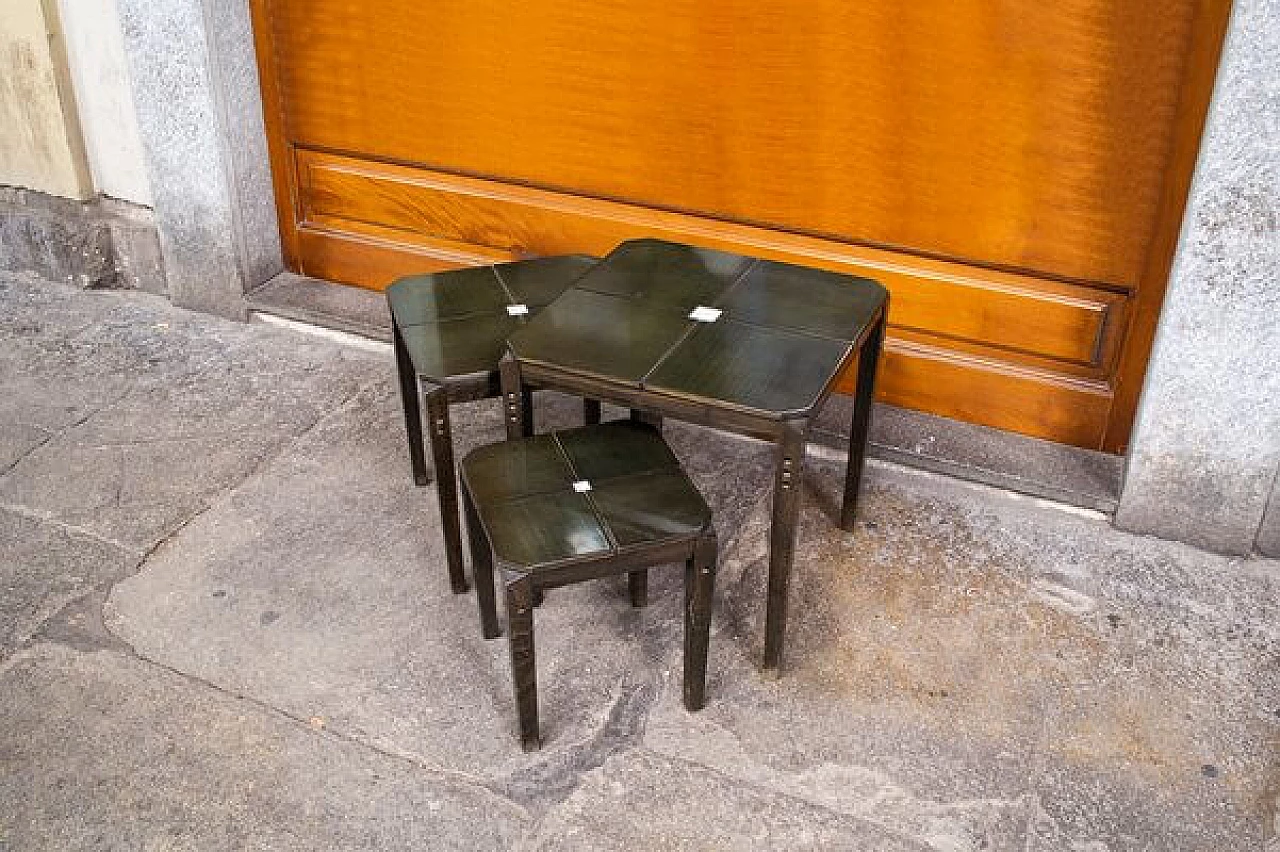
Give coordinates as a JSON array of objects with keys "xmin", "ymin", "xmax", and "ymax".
[
  {"xmin": 387, "ymin": 254, "xmax": 596, "ymax": 380},
  {"xmin": 462, "ymin": 420, "xmax": 711, "ymax": 568},
  {"xmin": 510, "ymin": 239, "xmax": 888, "ymax": 417},
  {"xmin": 461, "ymin": 416, "xmax": 720, "ymax": 751},
  {"xmin": 386, "ymin": 254, "xmax": 600, "ymax": 595}
]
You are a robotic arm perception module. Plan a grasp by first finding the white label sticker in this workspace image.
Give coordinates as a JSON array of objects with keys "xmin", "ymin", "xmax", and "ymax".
[
  {"xmin": 688, "ymin": 306, "xmax": 722, "ymax": 323},
  {"xmin": 572, "ymin": 480, "xmax": 592, "ymax": 493},
  {"xmin": 506, "ymin": 303, "xmax": 530, "ymax": 316}
]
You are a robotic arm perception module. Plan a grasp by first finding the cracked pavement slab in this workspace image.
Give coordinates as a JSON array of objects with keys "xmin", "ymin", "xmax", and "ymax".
[
  {"xmin": 2, "ymin": 274, "xmax": 1278, "ymax": 850},
  {"xmin": 0, "ymin": 644, "xmax": 530, "ymax": 850},
  {"xmin": 0, "ymin": 507, "xmax": 136, "ymax": 660},
  {"xmin": 525, "ymin": 749, "xmax": 935, "ymax": 850},
  {"xmin": 644, "ymin": 453, "xmax": 1280, "ymax": 850},
  {"xmin": 105, "ymin": 382, "xmax": 775, "ymax": 792},
  {"xmin": 0, "ymin": 272, "xmax": 383, "ymax": 550}
]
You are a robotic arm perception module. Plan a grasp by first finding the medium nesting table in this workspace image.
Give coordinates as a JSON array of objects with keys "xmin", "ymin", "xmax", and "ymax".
[
  {"xmin": 500, "ymin": 238, "xmax": 889, "ymax": 672},
  {"xmin": 387, "ymin": 255, "xmax": 599, "ymax": 594}
]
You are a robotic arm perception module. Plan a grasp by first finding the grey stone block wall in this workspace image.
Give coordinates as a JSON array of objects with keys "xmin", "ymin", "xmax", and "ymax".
[
  {"xmin": 115, "ymin": 0, "xmax": 282, "ymax": 319},
  {"xmin": 0, "ymin": 187, "xmax": 165, "ymax": 293},
  {"xmin": 1258, "ymin": 482, "xmax": 1280, "ymax": 557},
  {"xmin": 1116, "ymin": 0, "xmax": 1280, "ymax": 556}
]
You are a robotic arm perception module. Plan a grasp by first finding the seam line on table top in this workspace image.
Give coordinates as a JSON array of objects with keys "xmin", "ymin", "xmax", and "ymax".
[
  {"xmin": 490, "ymin": 266, "xmax": 517, "ymax": 303},
  {"xmin": 549, "ymin": 429, "xmax": 621, "ymax": 552},
  {"xmin": 490, "ymin": 266, "xmax": 539, "ymax": 328},
  {"xmin": 699, "ymin": 269, "xmax": 883, "ymax": 344},
  {"xmin": 495, "ymin": 257, "xmax": 601, "ymax": 295},
  {"xmin": 690, "ymin": 313, "xmax": 871, "ymax": 345},
  {"xmin": 472, "ymin": 463, "xmax": 685, "ymax": 505},
  {"xmin": 637, "ymin": 259, "xmax": 761, "ymax": 387}
]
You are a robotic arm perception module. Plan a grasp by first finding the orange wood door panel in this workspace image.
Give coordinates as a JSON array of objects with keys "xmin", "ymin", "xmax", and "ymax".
[
  {"xmin": 264, "ymin": 0, "xmax": 1195, "ymax": 288},
  {"xmin": 877, "ymin": 342, "xmax": 1114, "ymax": 449},
  {"xmin": 297, "ymin": 150, "xmax": 1126, "ymax": 373},
  {"xmin": 293, "ymin": 228, "xmax": 518, "ymax": 290},
  {"xmin": 293, "ymin": 221, "xmax": 1115, "ymax": 446},
  {"xmin": 249, "ymin": 0, "xmax": 1230, "ymax": 452},
  {"xmin": 289, "ymin": 148, "xmax": 1119, "ymax": 443}
]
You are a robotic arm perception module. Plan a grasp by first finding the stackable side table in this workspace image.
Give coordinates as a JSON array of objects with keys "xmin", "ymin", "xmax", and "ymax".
[
  {"xmin": 501, "ymin": 238, "xmax": 889, "ymax": 673},
  {"xmin": 460, "ymin": 419, "xmax": 718, "ymax": 751},
  {"xmin": 387, "ymin": 255, "xmax": 599, "ymax": 594}
]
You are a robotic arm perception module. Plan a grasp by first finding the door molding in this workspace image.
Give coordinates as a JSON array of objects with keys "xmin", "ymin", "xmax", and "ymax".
[{"xmin": 248, "ymin": 0, "xmax": 1233, "ymax": 452}]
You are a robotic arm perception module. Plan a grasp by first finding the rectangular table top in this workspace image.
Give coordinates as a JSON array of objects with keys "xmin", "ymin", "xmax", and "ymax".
[{"xmin": 508, "ymin": 239, "xmax": 888, "ymax": 419}]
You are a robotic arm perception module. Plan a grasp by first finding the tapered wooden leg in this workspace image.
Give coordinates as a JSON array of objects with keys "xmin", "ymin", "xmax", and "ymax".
[
  {"xmin": 583, "ymin": 398, "xmax": 602, "ymax": 426},
  {"xmin": 683, "ymin": 531, "xmax": 718, "ymax": 710},
  {"xmin": 506, "ymin": 576, "xmax": 540, "ymax": 751},
  {"xmin": 763, "ymin": 419, "xmax": 807, "ymax": 674},
  {"xmin": 499, "ymin": 354, "xmax": 525, "ymax": 441},
  {"xmin": 392, "ymin": 324, "xmax": 430, "ymax": 486},
  {"xmin": 520, "ymin": 387, "xmax": 535, "ymax": 438},
  {"xmin": 841, "ymin": 315, "xmax": 886, "ymax": 531},
  {"xmin": 463, "ymin": 484, "xmax": 500, "ymax": 638},
  {"xmin": 425, "ymin": 386, "xmax": 467, "ymax": 594},
  {"xmin": 628, "ymin": 570, "xmax": 648, "ymax": 608}
]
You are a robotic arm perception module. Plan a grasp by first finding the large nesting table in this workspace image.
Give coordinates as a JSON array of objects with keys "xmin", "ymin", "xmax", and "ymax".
[{"xmin": 500, "ymin": 238, "xmax": 888, "ymax": 672}]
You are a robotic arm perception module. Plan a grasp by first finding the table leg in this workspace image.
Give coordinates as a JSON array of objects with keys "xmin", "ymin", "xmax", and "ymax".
[
  {"xmin": 630, "ymin": 409, "xmax": 663, "ymax": 431},
  {"xmin": 392, "ymin": 324, "xmax": 430, "ymax": 486},
  {"xmin": 683, "ymin": 530, "xmax": 718, "ymax": 711},
  {"xmin": 462, "ymin": 482, "xmax": 500, "ymax": 638},
  {"xmin": 506, "ymin": 575, "xmax": 540, "ymax": 751},
  {"xmin": 520, "ymin": 387, "xmax": 535, "ymax": 438},
  {"xmin": 628, "ymin": 570, "xmax": 648, "ymax": 607},
  {"xmin": 763, "ymin": 419, "xmax": 807, "ymax": 674},
  {"xmin": 499, "ymin": 354, "xmax": 526, "ymax": 441},
  {"xmin": 426, "ymin": 385, "xmax": 468, "ymax": 595},
  {"xmin": 583, "ymin": 398, "xmax": 602, "ymax": 426},
  {"xmin": 840, "ymin": 317, "xmax": 886, "ymax": 531}
]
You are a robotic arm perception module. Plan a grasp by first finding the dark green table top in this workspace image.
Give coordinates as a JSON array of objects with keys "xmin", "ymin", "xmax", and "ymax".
[
  {"xmin": 464, "ymin": 420, "xmax": 711, "ymax": 567},
  {"xmin": 386, "ymin": 255, "xmax": 598, "ymax": 381},
  {"xmin": 508, "ymin": 239, "xmax": 888, "ymax": 419}
]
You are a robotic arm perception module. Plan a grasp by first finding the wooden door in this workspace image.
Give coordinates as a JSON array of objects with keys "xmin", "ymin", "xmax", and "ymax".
[{"xmin": 250, "ymin": 0, "xmax": 1230, "ymax": 452}]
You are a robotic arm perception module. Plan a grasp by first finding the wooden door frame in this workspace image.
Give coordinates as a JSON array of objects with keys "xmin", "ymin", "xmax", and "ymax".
[
  {"xmin": 249, "ymin": 0, "xmax": 302, "ymax": 274},
  {"xmin": 1103, "ymin": 0, "xmax": 1234, "ymax": 452},
  {"xmin": 248, "ymin": 0, "xmax": 1234, "ymax": 454}
]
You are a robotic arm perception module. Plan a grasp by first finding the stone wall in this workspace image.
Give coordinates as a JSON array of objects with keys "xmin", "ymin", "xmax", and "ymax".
[
  {"xmin": 0, "ymin": 187, "xmax": 165, "ymax": 291},
  {"xmin": 57, "ymin": 0, "xmax": 153, "ymax": 206},
  {"xmin": 0, "ymin": 0, "xmax": 91, "ymax": 199},
  {"xmin": 1116, "ymin": 0, "xmax": 1280, "ymax": 556},
  {"xmin": 0, "ymin": 0, "xmax": 161, "ymax": 290},
  {"xmin": 115, "ymin": 0, "xmax": 282, "ymax": 318}
]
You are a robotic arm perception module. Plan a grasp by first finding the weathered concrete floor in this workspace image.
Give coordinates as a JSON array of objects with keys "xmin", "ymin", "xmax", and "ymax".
[{"xmin": 1, "ymin": 273, "xmax": 1277, "ymax": 851}]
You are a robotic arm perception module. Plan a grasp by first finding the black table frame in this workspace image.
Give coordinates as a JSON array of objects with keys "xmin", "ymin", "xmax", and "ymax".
[
  {"xmin": 498, "ymin": 301, "xmax": 888, "ymax": 673},
  {"xmin": 392, "ymin": 323, "xmax": 602, "ymax": 595}
]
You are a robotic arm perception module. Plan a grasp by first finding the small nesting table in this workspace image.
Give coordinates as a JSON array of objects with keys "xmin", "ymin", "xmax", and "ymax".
[
  {"xmin": 460, "ymin": 419, "xmax": 717, "ymax": 750},
  {"xmin": 386, "ymin": 255, "xmax": 600, "ymax": 594},
  {"xmin": 501, "ymin": 239, "xmax": 888, "ymax": 672}
]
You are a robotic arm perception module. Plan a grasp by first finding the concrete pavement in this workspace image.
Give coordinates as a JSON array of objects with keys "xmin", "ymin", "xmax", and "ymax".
[{"xmin": 1, "ymin": 272, "xmax": 1277, "ymax": 850}]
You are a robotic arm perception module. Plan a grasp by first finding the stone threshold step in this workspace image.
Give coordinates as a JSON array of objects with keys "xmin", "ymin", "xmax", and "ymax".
[{"xmin": 247, "ymin": 272, "xmax": 1123, "ymax": 514}]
